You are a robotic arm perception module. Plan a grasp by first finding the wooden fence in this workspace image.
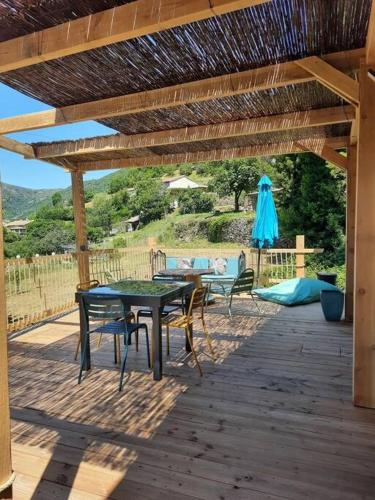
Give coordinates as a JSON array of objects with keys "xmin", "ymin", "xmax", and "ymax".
[{"xmin": 5, "ymin": 236, "xmax": 321, "ymax": 334}]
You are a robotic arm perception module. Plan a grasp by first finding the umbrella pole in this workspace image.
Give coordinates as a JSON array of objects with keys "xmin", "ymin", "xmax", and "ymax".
[{"xmin": 256, "ymin": 248, "xmax": 261, "ymax": 286}]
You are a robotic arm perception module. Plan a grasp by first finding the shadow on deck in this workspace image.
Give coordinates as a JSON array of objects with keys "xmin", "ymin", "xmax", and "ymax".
[{"xmin": 8, "ymin": 298, "xmax": 375, "ymax": 499}]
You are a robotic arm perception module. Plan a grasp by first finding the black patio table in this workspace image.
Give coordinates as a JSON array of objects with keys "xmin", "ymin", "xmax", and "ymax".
[
  {"xmin": 75, "ymin": 279, "xmax": 194, "ymax": 381},
  {"xmin": 157, "ymin": 268, "xmax": 214, "ymax": 280}
]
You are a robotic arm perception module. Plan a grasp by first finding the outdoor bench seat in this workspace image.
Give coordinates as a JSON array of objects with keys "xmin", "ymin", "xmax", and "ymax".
[{"xmin": 164, "ymin": 253, "xmax": 245, "ymax": 285}]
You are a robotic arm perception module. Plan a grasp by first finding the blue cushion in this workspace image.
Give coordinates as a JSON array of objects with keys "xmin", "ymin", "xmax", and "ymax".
[
  {"xmin": 202, "ymin": 274, "xmax": 236, "ymax": 281},
  {"xmin": 226, "ymin": 257, "xmax": 239, "ymax": 276},
  {"xmin": 193, "ymin": 257, "xmax": 210, "ymax": 269},
  {"xmin": 166, "ymin": 257, "xmax": 177, "ymax": 269},
  {"xmin": 253, "ymin": 278, "xmax": 340, "ymax": 306}
]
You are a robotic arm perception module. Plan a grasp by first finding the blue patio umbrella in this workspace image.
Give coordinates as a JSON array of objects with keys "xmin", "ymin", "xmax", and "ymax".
[{"xmin": 251, "ymin": 175, "xmax": 279, "ymax": 281}]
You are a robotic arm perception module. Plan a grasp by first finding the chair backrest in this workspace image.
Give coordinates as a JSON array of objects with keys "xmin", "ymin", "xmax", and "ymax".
[
  {"xmin": 231, "ymin": 268, "xmax": 255, "ymax": 295},
  {"xmin": 187, "ymin": 286, "xmax": 208, "ymax": 318},
  {"xmin": 82, "ymin": 295, "xmax": 125, "ymax": 322},
  {"xmin": 76, "ymin": 280, "xmax": 100, "ymax": 292}
]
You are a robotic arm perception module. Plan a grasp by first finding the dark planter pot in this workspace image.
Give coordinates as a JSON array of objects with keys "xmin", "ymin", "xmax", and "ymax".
[
  {"xmin": 320, "ymin": 289, "xmax": 344, "ymax": 321},
  {"xmin": 317, "ymin": 272, "xmax": 337, "ymax": 286}
]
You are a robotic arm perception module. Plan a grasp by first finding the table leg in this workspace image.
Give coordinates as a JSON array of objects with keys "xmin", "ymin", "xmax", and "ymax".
[
  {"xmin": 79, "ymin": 297, "xmax": 91, "ymax": 371},
  {"xmin": 152, "ymin": 306, "xmax": 163, "ymax": 380},
  {"xmin": 184, "ymin": 292, "xmax": 193, "ymax": 353}
]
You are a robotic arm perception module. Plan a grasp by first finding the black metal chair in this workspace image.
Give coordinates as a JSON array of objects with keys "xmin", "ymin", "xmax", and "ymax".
[
  {"xmin": 135, "ymin": 274, "xmax": 184, "ymax": 330},
  {"xmin": 79, "ymin": 295, "xmax": 150, "ymax": 391},
  {"xmin": 209, "ymin": 268, "xmax": 260, "ymax": 316},
  {"xmin": 75, "ymin": 279, "xmax": 135, "ymax": 360}
]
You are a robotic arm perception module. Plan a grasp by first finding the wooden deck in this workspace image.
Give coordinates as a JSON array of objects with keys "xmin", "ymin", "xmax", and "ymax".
[{"xmin": 7, "ymin": 298, "xmax": 375, "ymax": 499}]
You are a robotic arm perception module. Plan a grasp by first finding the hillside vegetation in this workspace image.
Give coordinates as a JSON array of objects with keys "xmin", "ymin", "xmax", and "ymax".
[{"xmin": 3, "ymin": 154, "xmax": 346, "ymax": 274}]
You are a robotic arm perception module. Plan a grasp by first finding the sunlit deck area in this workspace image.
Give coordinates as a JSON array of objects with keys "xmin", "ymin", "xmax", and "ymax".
[{"xmin": 8, "ymin": 299, "xmax": 375, "ymax": 499}]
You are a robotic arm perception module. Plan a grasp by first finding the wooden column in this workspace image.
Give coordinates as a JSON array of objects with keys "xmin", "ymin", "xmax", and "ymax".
[
  {"xmin": 0, "ymin": 184, "xmax": 13, "ymax": 499},
  {"xmin": 345, "ymin": 145, "xmax": 357, "ymax": 321},
  {"xmin": 295, "ymin": 235, "xmax": 305, "ymax": 278},
  {"xmin": 353, "ymin": 64, "xmax": 375, "ymax": 408},
  {"xmin": 71, "ymin": 171, "xmax": 90, "ymax": 284}
]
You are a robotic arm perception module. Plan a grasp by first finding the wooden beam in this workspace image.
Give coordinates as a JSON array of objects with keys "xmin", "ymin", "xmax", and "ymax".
[
  {"xmin": 345, "ymin": 144, "xmax": 357, "ymax": 322},
  {"xmin": 0, "ymin": 0, "xmax": 269, "ymax": 74},
  {"xmin": 0, "ymin": 183, "xmax": 14, "ymax": 499},
  {"xmin": 75, "ymin": 136, "xmax": 349, "ymax": 171},
  {"xmin": 71, "ymin": 171, "xmax": 90, "ymax": 284},
  {"xmin": 35, "ymin": 106, "xmax": 355, "ymax": 160},
  {"xmin": 0, "ymin": 48, "xmax": 363, "ymax": 135},
  {"xmin": 0, "ymin": 136, "xmax": 35, "ymax": 158},
  {"xmin": 295, "ymin": 139, "xmax": 348, "ymax": 170},
  {"xmin": 350, "ymin": 111, "xmax": 358, "ymax": 146},
  {"xmin": 353, "ymin": 63, "xmax": 375, "ymax": 408},
  {"xmin": 295, "ymin": 56, "xmax": 360, "ymax": 105},
  {"xmin": 366, "ymin": 0, "xmax": 375, "ymax": 66}
]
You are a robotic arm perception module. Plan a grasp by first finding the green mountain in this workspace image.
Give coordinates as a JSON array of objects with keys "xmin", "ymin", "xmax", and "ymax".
[
  {"xmin": 2, "ymin": 183, "xmax": 62, "ymax": 220},
  {"xmin": 2, "ymin": 171, "xmax": 117, "ymax": 220}
]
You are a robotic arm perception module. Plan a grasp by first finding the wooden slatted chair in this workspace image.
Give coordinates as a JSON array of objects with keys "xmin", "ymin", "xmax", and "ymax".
[
  {"xmin": 79, "ymin": 295, "xmax": 150, "ymax": 391},
  {"xmin": 162, "ymin": 286, "xmax": 216, "ymax": 376}
]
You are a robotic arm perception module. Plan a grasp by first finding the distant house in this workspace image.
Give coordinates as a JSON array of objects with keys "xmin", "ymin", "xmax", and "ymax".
[
  {"xmin": 162, "ymin": 176, "xmax": 207, "ymax": 208},
  {"xmin": 4, "ymin": 219, "xmax": 31, "ymax": 236},
  {"xmin": 125, "ymin": 215, "xmax": 140, "ymax": 232},
  {"xmin": 162, "ymin": 176, "xmax": 207, "ymax": 191}
]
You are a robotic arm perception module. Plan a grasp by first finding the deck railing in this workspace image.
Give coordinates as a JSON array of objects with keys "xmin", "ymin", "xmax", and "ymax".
[
  {"xmin": 5, "ymin": 247, "xmax": 152, "ymax": 333},
  {"xmin": 5, "ymin": 253, "xmax": 78, "ymax": 333},
  {"xmin": 5, "ymin": 236, "xmax": 321, "ymax": 333}
]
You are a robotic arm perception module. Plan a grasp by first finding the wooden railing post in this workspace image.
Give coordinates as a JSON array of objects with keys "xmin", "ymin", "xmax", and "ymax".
[
  {"xmin": 71, "ymin": 171, "xmax": 90, "ymax": 284},
  {"xmin": 296, "ymin": 235, "xmax": 305, "ymax": 277},
  {"xmin": 0, "ymin": 184, "xmax": 14, "ymax": 499}
]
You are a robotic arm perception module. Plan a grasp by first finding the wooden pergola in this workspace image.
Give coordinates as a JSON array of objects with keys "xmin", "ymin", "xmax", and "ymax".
[{"xmin": 0, "ymin": 0, "xmax": 374, "ymax": 497}]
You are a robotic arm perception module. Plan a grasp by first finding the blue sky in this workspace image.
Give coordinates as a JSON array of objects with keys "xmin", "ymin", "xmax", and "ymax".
[{"xmin": 0, "ymin": 83, "xmax": 116, "ymax": 189}]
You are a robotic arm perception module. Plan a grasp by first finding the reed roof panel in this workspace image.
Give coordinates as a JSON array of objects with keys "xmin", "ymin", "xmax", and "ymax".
[
  {"xmin": 0, "ymin": 1, "xmax": 135, "ymax": 42},
  {"xmin": 0, "ymin": 0, "xmax": 370, "ymax": 111},
  {"xmin": 45, "ymin": 124, "xmax": 350, "ymax": 164},
  {"xmin": 100, "ymin": 82, "xmax": 344, "ymax": 135}
]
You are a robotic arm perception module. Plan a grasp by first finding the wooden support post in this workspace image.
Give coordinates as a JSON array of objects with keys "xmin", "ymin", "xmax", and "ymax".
[
  {"xmin": 295, "ymin": 235, "xmax": 305, "ymax": 278},
  {"xmin": 0, "ymin": 184, "xmax": 14, "ymax": 499},
  {"xmin": 71, "ymin": 171, "xmax": 90, "ymax": 284},
  {"xmin": 353, "ymin": 63, "xmax": 375, "ymax": 408},
  {"xmin": 345, "ymin": 145, "xmax": 357, "ymax": 321}
]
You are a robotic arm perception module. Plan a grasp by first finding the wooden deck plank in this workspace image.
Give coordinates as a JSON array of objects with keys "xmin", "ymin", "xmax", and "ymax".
[{"xmin": 8, "ymin": 301, "xmax": 375, "ymax": 499}]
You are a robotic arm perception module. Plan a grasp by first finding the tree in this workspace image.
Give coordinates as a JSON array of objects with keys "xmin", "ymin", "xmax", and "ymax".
[
  {"xmin": 274, "ymin": 153, "xmax": 346, "ymax": 265},
  {"xmin": 210, "ymin": 159, "xmax": 260, "ymax": 211},
  {"xmin": 129, "ymin": 180, "xmax": 171, "ymax": 224},
  {"xmin": 111, "ymin": 189, "xmax": 130, "ymax": 219},
  {"xmin": 178, "ymin": 189, "xmax": 214, "ymax": 214},
  {"xmin": 35, "ymin": 204, "xmax": 73, "ymax": 221},
  {"xmin": 108, "ymin": 173, "xmax": 128, "ymax": 194},
  {"xmin": 51, "ymin": 192, "xmax": 63, "ymax": 206},
  {"xmin": 179, "ymin": 164, "xmax": 193, "ymax": 176},
  {"xmin": 84, "ymin": 190, "xmax": 95, "ymax": 203},
  {"xmin": 87, "ymin": 194, "xmax": 113, "ymax": 236}
]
